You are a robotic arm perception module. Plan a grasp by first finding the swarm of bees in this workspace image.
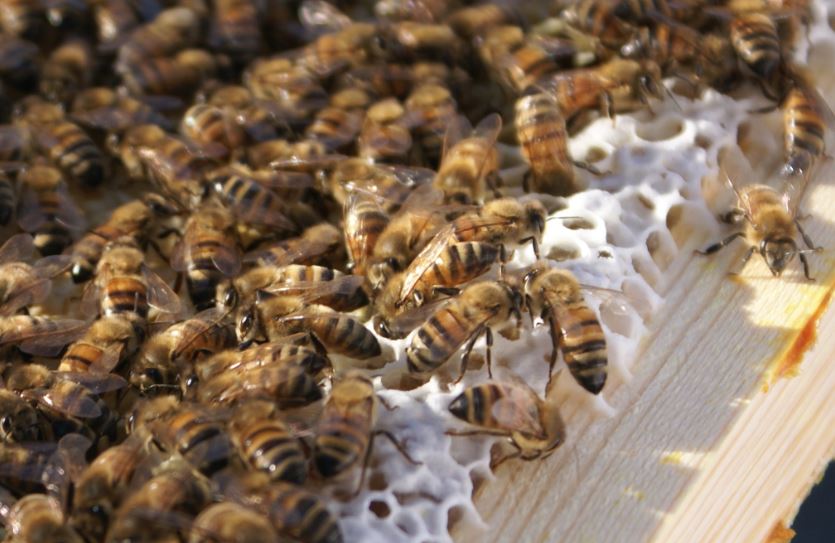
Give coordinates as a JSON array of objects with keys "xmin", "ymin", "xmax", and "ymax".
[{"xmin": 0, "ymin": 0, "xmax": 829, "ymax": 541}]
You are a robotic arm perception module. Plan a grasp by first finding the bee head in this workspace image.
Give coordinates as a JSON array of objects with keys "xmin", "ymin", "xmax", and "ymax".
[{"xmin": 761, "ymin": 238, "xmax": 797, "ymax": 276}]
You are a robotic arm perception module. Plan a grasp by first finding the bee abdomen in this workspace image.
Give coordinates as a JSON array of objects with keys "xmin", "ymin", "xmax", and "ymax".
[
  {"xmin": 313, "ymin": 421, "xmax": 367, "ymax": 478},
  {"xmin": 102, "ymin": 277, "xmax": 148, "ymax": 318},
  {"xmin": 59, "ymin": 343, "xmax": 104, "ymax": 372},
  {"xmin": 407, "ymin": 308, "xmax": 470, "ymax": 373},
  {"xmin": 235, "ymin": 420, "xmax": 306, "ymax": 484},
  {"xmin": 309, "ymin": 315, "xmax": 381, "ymax": 359},
  {"xmin": 558, "ymin": 305, "xmax": 608, "ymax": 394},
  {"xmin": 267, "ymin": 485, "xmax": 343, "ymax": 543},
  {"xmin": 448, "ymin": 383, "xmax": 502, "ymax": 427}
]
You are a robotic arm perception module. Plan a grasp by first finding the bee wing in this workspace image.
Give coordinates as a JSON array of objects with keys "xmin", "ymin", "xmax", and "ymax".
[
  {"xmin": 262, "ymin": 275, "xmax": 366, "ymax": 302},
  {"xmin": 268, "ymin": 154, "xmax": 347, "ymax": 172},
  {"xmin": 250, "ymin": 168, "xmax": 315, "ymax": 190},
  {"xmin": 470, "ymin": 113, "xmax": 502, "ymax": 183},
  {"xmin": 15, "ymin": 318, "xmax": 89, "ymax": 357},
  {"xmin": 212, "ymin": 248, "xmax": 242, "ymax": 279},
  {"xmin": 33, "ymin": 254, "xmax": 72, "ymax": 278},
  {"xmin": 71, "ymin": 107, "xmax": 133, "ymax": 132},
  {"xmin": 79, "ymin": 281, "xmax": 101, "ymax": 317},
  {"xmin": 43, "ymin": 432, "xmax": 92, "ymax": 508},
  {"xmin": 0, "ymin": 276, "xmax": 52, "ymax": 316},
  {"xmin": 0, "ymin": 233, "xmax": 36, "ymax": 264},
  {"xmin": 26, "ymin": 387, "xmax": 101, "ymax": 419},
  {"xmin": 488, "ymin": 382, "xmax": 546, "ymax": 437},
  {"xmin": 399, "ymin": 182, "xmax": 445, "ymax": 211},
  {"xmin": 54, "ymin": 182, "xmax": 86, "ymax": 231},
  {"xmin": 53, "ymin": 372, "xmax": 128, "ymax": 394},
  {"xmin": 441, "ymin": 114, "xmax": 472, "ymax": 160},
  {"xmin": 16, "ymin": 183, "xmax": 48, "ymax": 232},
  {"xmin": 169, "ymin": 237, "xmax": 188, "ymax": 272},
  {"xmin": 244, "ymin": 239, "xmax": 332, "ymax": 267},
  {"xmin": 299, "ymin": 0, "xmax": 353, "ymax": 34},
  {"xmin": 379, "ymin": 164, "xmax": 437, "ymax": 188},
  {"xmin": 381, "ymin": 297, "xmax": 452, "ymax": 339},
  {"xmin": 397, "ymin": 224, "xmax": 458, "ymax": 306},
  {"xmin": 0, "ymin": 124, "xmax": 26, "ymax": 155},
  {"xmin": 141, "ymin": 264, "xmax": 183, "ymax": 314},
  {"xmin": 170, "ymin": 308, "xmax": 229, "ymax": 361}
]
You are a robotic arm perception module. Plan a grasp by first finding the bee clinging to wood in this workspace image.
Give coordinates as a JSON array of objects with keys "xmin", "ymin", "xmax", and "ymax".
[{"xmin": 697, "ymin": 146, "xmax": 821, "ymax": 279}]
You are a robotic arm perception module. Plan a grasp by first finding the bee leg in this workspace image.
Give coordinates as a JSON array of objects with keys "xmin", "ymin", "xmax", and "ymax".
[
  {"xmin": 525, "ymin": 294, "xmax": 536, "ymax": 325},
  {"xmin": 600, "ymin": 91, "xmax": 614, "ymax": 122},
  {"xmin": 373, "ymin": 430, "xmax": 420, "ymax": 466},
  {"xmin": 490, "ymin": 444, "xmax": 522, "ymax": 471},
  {"xmin": 694, "ymin": 232, "xmax": 744, "ymax": 256},
  {"xmin": 546, "ymin": 314, "xmax": 562, "ymax": 391},
  {"xmin": 455, "ymin": 326, "xmax": 486, "ymax": 384},
  {"xmin": 520, "ymin": 236, "xmax": 540, "ymax": 259},
  {"xmin": 486, "ymin": 171, "xmax": 503, "ymax": 198},
  {"xmin": 728, "ymin": 246, "xmax": 755, "ymax": 276},
  {"xmin": 749, "ymin": 103, "xmax": 779, "ymax": 115},
  {"xmin": 799, "ymin": 253, "xmax": 814, "ymax": 281},
  {"xmin": 485, "ymin": 327, "xmax": 493, "ymax": 379},
  {"xmin": 378, "ymin": 395, "xmax": 398, "ymax": 412},
  {"xmin": 572, "ymin": 160, "xmax": 608, "ymax": 176},
  {"xmin": 795, "ymin": 219, "xmax": 821, "ymax": 250}
]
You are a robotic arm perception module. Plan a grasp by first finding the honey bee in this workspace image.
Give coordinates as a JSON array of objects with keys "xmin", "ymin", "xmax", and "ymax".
[
  {"xmin": 524, "ymin": 265, "xmax": 608, "ymax": 394},
  {"xmin": 71, "ymin": 87, "xmax": 174, "ymax": 135},
  {"xmin": 58, "ymin": 315, "xmax": 138, "ymax": 375},
  {"xmin": 105, "ymin": 458, "xmax": 213, "ymax": 543},
  {"xmin": 197, "ymin": 362, "xmax": 323, "ymax": 408},
  {"xmin": 15, "ymin": 98, "xmax": 107, "ymax": 188},
  {"xmin": 208, "ymin": 0, "xmax": 264, "ymax": 62},
  {"xmin": 69, "ymin": 199, "xmax": 154, "ymax": 283},
  {"xmin": 404, "ymin": 82, "xmax": 458, "ymax": 166},
  {"xmin": 247, "ymin": 138, "xmax": 333, "ymax": 171},
  {"xmin": 447, "ymin": 374, "xmax": 566, "ymax": 465},
  {"xmin": 245, "ymin": 222, "xmax": 346, "ymax": 269},
  {"xmin": 93, "ymin": 0, "xmax": 164, "ymax": 47},
  {"xmin": 0, "ymin": 35, "xmax": 40, "ymax": 91},
  {"xmin": 730, "ymin": 14, "xmax": 785, "ymax": 98},
  {"xmin": 228, "ymin": 400, "xmax": 307, "ymax": 485},
  {"xmin": 70, "ymin": 434, "xmax": 150, "ymax": 543},
  {"xmin": 117, "ymin": 48, "xmax": 220, "ymax": 103},
  {"xmin": 3, "ymin": 493, "xmax": 84, "ymax": 543},
  {"xmin": 327, "ymin": 158, "xmax": 435, "ymax": 209},
  {"xmin": 243, "ymin": 56, "xmax": 329, "ymax": 122},
  {"xmin": 0, "ymin": 441, "xmax": 55, "ymax": 494},
  {"xmin": 405, "ymin": 280, "xmax": 523, "ymax": 380},
  {"xmin": 374, "ymin": 21, "xmax": 465, "ymax": 65},
  {"xmin": 536, "ymin": 58, "xmax": 664, "ymax": 122},
  {"xmin": 375, "ymin": 0, "xmax": 450, "ymax": 23},
  {"xmin": 189, "ymin": 501, "xmax": 279, "ymax": 543},
  {"xmin": 300, "ymin": 21, "xmax": 378, "ymax": 77},
  {"xmin": 83, "ymin": 240, "xmax": 181, "ymax": 338},
  {"xmin": 115, "ymin": 6, "xmax": 202, "ymax": 64},
  {"xmin": 247, "ymin": 480, "xmax": 343, "ymax": 543},
  {"xmin": 201, "ymin": 83, "xmax": 288, "ymax": 143},
  {"xmin": 396, "ymin": 197, "xmax": 547, "ymax": 308},
  {"xmin": 0, "ymin": 233, "xmax": 70, "ymax": 315},
  {"xmin": 171, "ymin": 202, "xmax": 242, "ymax": 311},
  {"xmin": 17, "ymin": 164, "xmax": 83, "ymax": 256},
  {"xmin": 179, "ymin": 103, "xmax": 247, "ymax": 160},
  {"xmin": 0, "ymin": 388, "xmax": 41, "ymax": 443},
  {"xmin": 39, "ymin": 38, "xmax": 95, "ymax": 105},
  {"xmin": 560, "ymin": 0, "xmax": 635, "ymax": 50},
  {"xmin": 314, "ymin": 372, "xmax": 419, "ymax": 484},
  {"xmin": 434, "ymin": 113, "xmax": 502, "ymax": 204},
  {"xmin": 697, "ymin": 146, "xmax": 821, "ymax": 279},
  {"xmin": 446, "ymin": 3, "xmax": 516, "ymax": 39},
  {"xmin": 0, "ymin": 0, "xmax": 46, "ymax": 39},
  {"xmin": 359, "ymin": 98, "xmax": 415, "ymax": 163},
  {"xmin": 779, "ymin": 68, "xmax": 834, "ymax": 179},
  {"xmin": 515, "ymin": 90, "xmax": 582, "ymax": 196},
  {"xmin": 305, "ymin": 87, "xmax": 371, "ymax": 153},
  {"xmin": 344, "ymin": 191, "xmax": 391, "ymax": 275}
]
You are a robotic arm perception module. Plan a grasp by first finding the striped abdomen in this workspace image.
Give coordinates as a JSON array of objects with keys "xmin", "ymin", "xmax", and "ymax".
[
  {"xmin": 159, "ymin": 410, "xmax": 233, "ymax": 475},
  {"xmin": 265, "ymin": 484, "xmax": 343, "ymax": 543},
  {"xmin": 554, "ymin": 302, "xmax": 607, "ymax": 394},
  {"xmin": 503, "ymin": 41, "xmax": 559, "ymax": 93},
  {"xmin": 198, "ymin": 365, "xmax": 322, "ymax": 407},
  {"xmin": 231, "ymin": 418, "xmax": 306, "ymax": 484},
  {"xmin": 0, "ymin": 174, "xmax": 15, "ymax": 225},
  {"xmin": 172, "ymin": 320, "xmax": 236, "ymax": 363},
  {"xmin": 547, "ymin": 70, "xmax": 606, "ymax": 119},
  {"xmin": 345, "ymin": 197, "xmax": 390, "ymax": 275},
  {"xmin": 70, "ymin": 228, "xmax": 117, "ymax": 283},
  {"xmin": 515, "ymin": 92, "xmax": 575, "ymax": 196},
  {"xmin": 415, "ymin": 242, "xmax": 500, "ymax": 295},
  {"xmin": 782, "ymin": 85, "xmax": 826, "ymax": 177},
  {"xmin": 214, "ymin": 172, "xmax": 295, "ymax": 230},
  {"xmin": 406, "ymin": 302, "xmax": 475, "ymax": 373},
  {"xmin": 730, "ymin": 14, "xmax": 781, "ymax": 83},
  {"xmin": 29, "ymin": 184, "xmax": 72, "ymax": 256},
  {"xmin": 313, "ymin": 408, "xmax": 372, "ymax": 478},
  {"xmin": 278, "ymin": 313, "xmax": 380, "ymax": 359},
  {"xmin": 181, "ymin": 103, "xmax": 244, "ymax": 151},
  {"xmin": 447, "ymin": 382, "xmax": 506, "ymax": 429},
  {"xmin": 277, "ymin": 265, "xmax": 369, "ymax": 311},
  {"xmin": 6, "ymin": 494, "xmax": 65, "ymax": 540},
  {"xmin": 186, "ymin": 235, "xmax": 238, "ymax": 310},
  {"xmin": 435, "ymin": 138, "xmax": 498, "ymax": 202},
  {"xmin": 43, "ymin": 122, "xmax": 105, "ymax": 187},
  {"xmin": 305, "ymin": 106, "xmax": 363, "ymax": 152},
  {"xmin": 58, "ymin": 341, "xmax": 108, "ymax": 373},
  {"xmin": 102, "ymin": 276, "xmax": 148, "ymax": 320}
]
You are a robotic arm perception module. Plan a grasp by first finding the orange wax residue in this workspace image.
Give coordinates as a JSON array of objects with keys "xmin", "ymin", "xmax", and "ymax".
[
  {"xmin": 764, "ymin": 520, "xmax": 795, "ymax": 543},
  {"xmin": 763, "ymin": 286, "xmax": 833, "ymax": 392}
]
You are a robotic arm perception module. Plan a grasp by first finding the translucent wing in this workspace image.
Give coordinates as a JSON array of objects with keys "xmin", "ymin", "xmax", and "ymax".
[
  {"xmin": 25, "ymin": 386, "xmax": 101, "ymax": 419},
  {"xmin": 441, "ymin": 114, "xmax": 472, "ymax": 161},
  {"xmin": 488, "ymin": 381, "xmax": 545, "ymax": 437},
  {"xmin": 378, "ymin": 297, "xmax": 452, "ymax": 339},
  {"xmin": 16, "ymin": 183, "xmax": 48, "ymax": 232},
  {"xmin": 0, "ymin": 233, "xmax": 36, "ymax": 264},
  {"xmin": 142, "ymin": 264, "xmax": 182, "ymax": 314},
  {"xmin": 53, "ymin": 372, "xmax": 128, "ymax": 394},
  {"xmin": 260, "ymin": 274, "xmax": 366, "ymax": 304},
  {"xmin": 717, "ymin": 145, "xmax": 756, "ymax": 218},
  {"xmin": 12, "ymin": 318, "xmax": 89, "ymax": 357},
  {"xmin": 397, "ymin": 224, "xmax": 457, "ymax": 307},
  {"xmin": 33, "ymin": 254, "xmax": 71, "ymax": 278},
  {"xmin": 54, "ymin": 182, "xmax": 86, "ymax": 231},
  {"xmin": 249, "ymin": 169, "xmax": 315, "ymax": 190},
  {"xmin": 170, "ymin": 308, "xmax": 229, "ymax": 361},
  {"xmin": 0, "ymin": 276, "xmax": 52, "ymax": 316},
  {"xmin": 244, "ymin": 239, "xmax": 334, "ymax": 267}
]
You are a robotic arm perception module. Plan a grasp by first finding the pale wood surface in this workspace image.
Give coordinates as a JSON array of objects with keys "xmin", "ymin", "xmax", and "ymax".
[{"xmin": 453, "ymin": 46, "xmax": 835, "ymax": 543}]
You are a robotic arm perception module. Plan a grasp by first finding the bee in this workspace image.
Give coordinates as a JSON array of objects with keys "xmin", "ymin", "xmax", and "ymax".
[
  {"xmin": 434, "ymin": 113, "xmax": 502, "ymax": 204},
  {"xmin": 779, "ymin": 68, "xmax": 834, "ymax": 179},
  {"xmin": 405, "ymin": 280, "xmax": 523, "ymax": 380},
  {"xmin": 245, "ymin": 222, "xmax": 346, "ymax": 269},
  {"xmin": 171, "ymin": 202, "xmax": 242, "ymax": 311},
  {"xmin": 39, "ymin": 39, "xmax": 95, "ymax": 105},
  {"xmin": 0, "ymin": 233, "xmax": 70, "ymax": 316},
  {"xmin": 375, "ymin": 0, "xmax": 450, "ymax": 23},
  {"xmin": 17, "ymin": 164, "xmax": 83, "ymax": 256},
  {"xmin": 58, "ymin": 315, "xmax": 138, "ymax": 375},
  {"xmin": 396, "ymin": 197, "xmax": 547, "ymax": 308},
  {"xmin": 536, "ymin": 58, "xmax": 664, "ymax": 122},
  {"xmin": 0, "ymin": 0, "xmax": 46, "ymax": 39},
  {"xmin": 71, "ymin": 87, "xmax": 174, "ymax": 135},
  {"xmin": 0, "ymin": 441, "xmax": 54, "ymax": 494},
  {"xmin": 208, "ymin": 0, "xmax": 264, "ymax": 62},
  {"xmin": 336, "ymin": 63, "xmax": 416, "ymax": 100},
  {"xmin": 247, "ymin": 481, "xmax": 343, "ymax": 543},
  {"xmin": 300, "ymin": 21, "xmax": 378, "ymax": 77},
  {"xmin": 243, "ymin": 56, "xmax": 329, "ymax": 122},
  {"xmin": 106, "ymin": 458, "xmax": 213, "ymax": 543},
  {"xmin": 180, "ymin": 103, "xmax": 247, "ymax": 160},
  {"xmin": 0, "ymin": 35, "xmax": 40, "ymax": 91},
  {"xmin": 3, "ymin": 493, "xmax": 84, "ymax": 543},
  {"xmin": 93, "ymin": 0, "xmax": 164, "ymax": 47},
  {"xmin": 201, "ymin": 83, "xmax": 287, "ymax": 143},
  {"xmin": 117, "ymin": 48, "xmax": 220, "ymax": 102},
  {"xmin": 305, "ymin": 87, "xmax": 371, "ymax": 153},
  {"xmin": 560, "ymin": 0, "xmax": 635, "ymax": 50},
  {"xmin": 515, "ymin": 90, "xmax": 582, "ymax": 196},
  {"xmin": 359, "ymin": 98, "xmax": 415, "ymax": 163},
  {"xmin": 446, "ymin": 3, "xmax": 516, "ymax": 39},
  {"xmin": 730, "ymin": 14, "xmax": 785, "ymax": 99},
  {"xmin": 404, "ymin": 82, "xmax": 458, "ymax": 166},
  {"xmin": 70, "ymin": 434, "xmax": 150, "ymax": 543},
  {"xmin": 697, "ymin": 146, "xmax": 821, "ymax": 279},
  {"xmin": 83, "ymin": 240, "xmax": 181, "ymax": 339},
  {"xmin": 194, "ymin": 337, "xmax": 330, "ymax": 384},
  {"xmin": 0, "ymin": 388, "xmax": 41, "ymax": 443},
  {"xmin": 115, "ymin": 6, "xmax": 202, "ymax": 64},
  {"xmin": 131, "ymin": 308, "xmax": 236, "ymax": 392},
  {"xmin": 247, "ymin": 138, "xmax": 333, "ymax": 171},
  {"xmin": 447, "ymin": 374, "xmax": 566, "ymax": 465},
  {"xmin": 344, "ymin": 191, "xmax": 391, "ymax": 275},
  {"xmin": 228, "ymin": 400, "xmax": 307, "ymax": 485},
  {"xmin": 196, "ymin": 362, "xmax": 323, "ymax": 408},
  {"xmin": 374, "ymin": 21, "xmax": 465, "ymax": 65},
  {"xmin": 69, "ymin": 199, "xmax": 155, "ymax": 283},
  {"xmin": 524, "ymin": 265, "xmax": 608, "ymax": 394},
  {"xmin": 15, "ymin": 98, "xmax": 107, "ymax": 188},
  {"xmin": 189, "ymin": 501, "xmax": 279, "ymax": 543},
  {"xmin": 327, "ymin": 158, "xmax": 435, "ymax": 209}
]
